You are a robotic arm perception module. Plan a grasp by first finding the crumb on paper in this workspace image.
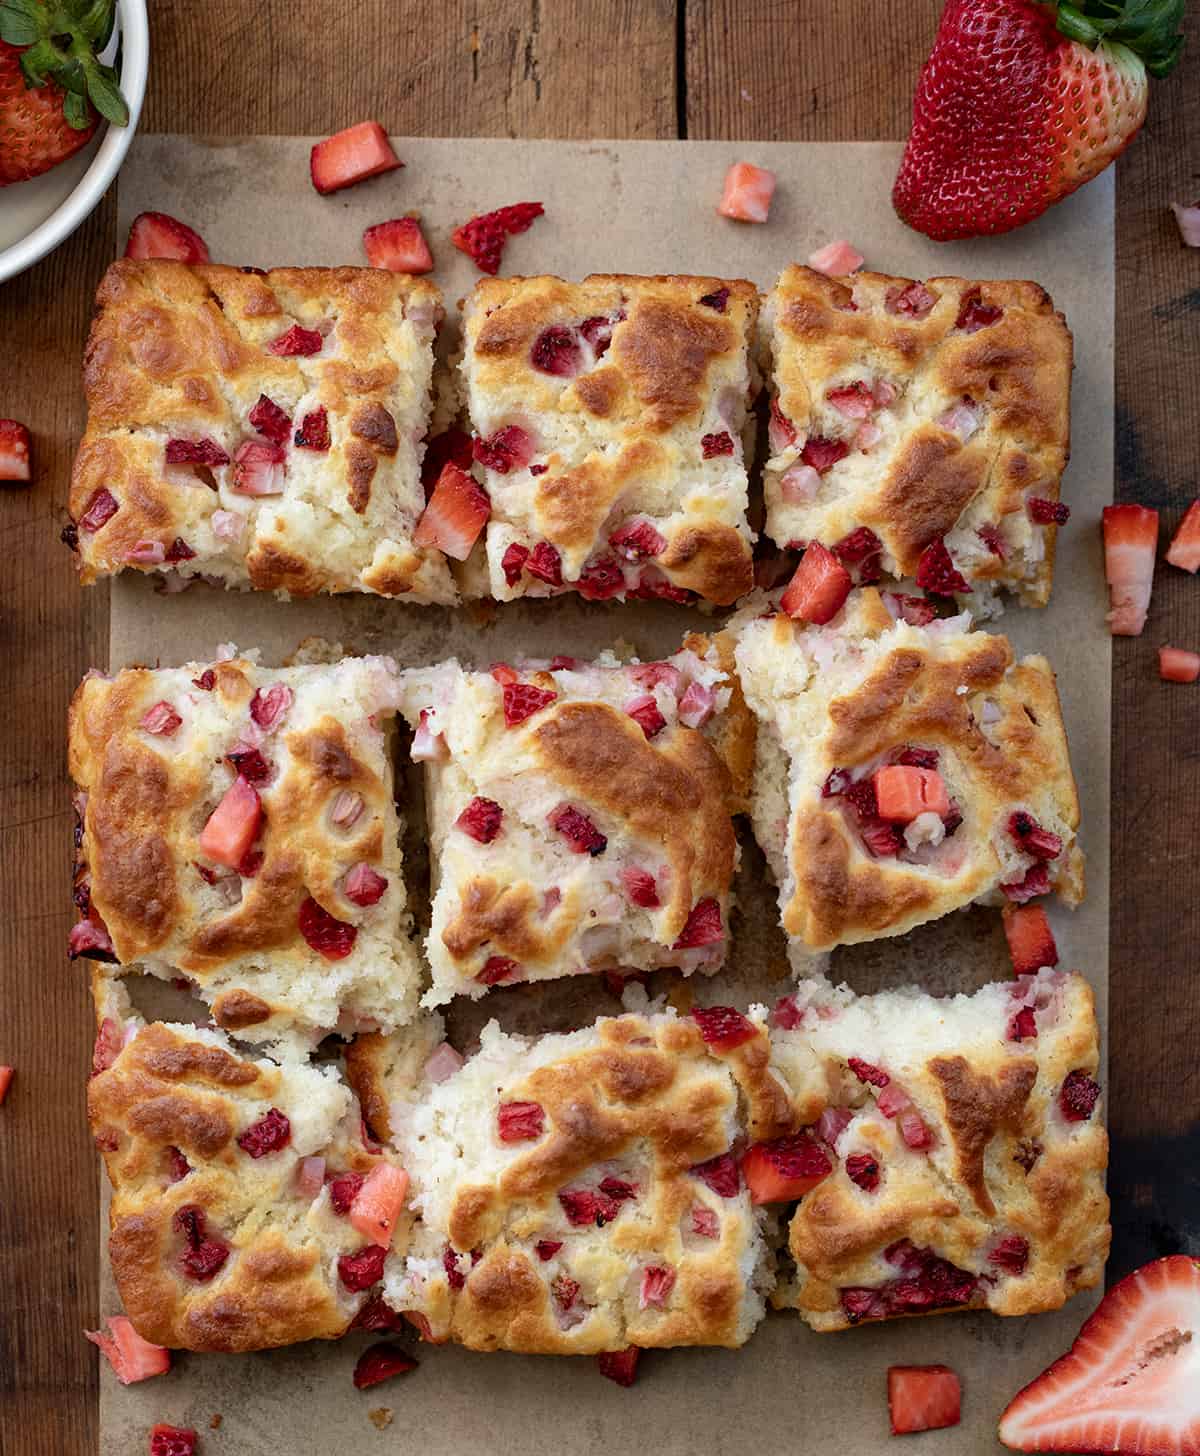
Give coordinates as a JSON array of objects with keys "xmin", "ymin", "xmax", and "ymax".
[
  {"xmin": 369, "ymin": 1408, "xmax": 394, "ymax": 1430},
  {"xmin": 209, "ymin": 1413, "xmax": 223, "ymax": 1429},
  {"xmin": 284, "ymin": 636, "xmax": 349, "ymax": 666}
]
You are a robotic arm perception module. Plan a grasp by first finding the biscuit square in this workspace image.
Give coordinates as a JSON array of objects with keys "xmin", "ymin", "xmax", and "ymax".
[
  {"xmin": 88, "ymin": 975, "xmax": 416, "ymax": 1352},
  {"xmin": 67, "ymin": 260, "xmax": 455, "ymax": 601},
  {"xmin": 731, "ymin": 588, "xmax": 1084, "ymax": 958},
  {"xmin": 762, "ymin": 267, "xmax": 1072, "ymax": 612},
  {"xmin": 345, "ymin": 1006, "xmax": 793, "ymax": 1352},
  {"xmin": 460, "ymin": 273, "xmax": 759, "ymax": 606},
  {"xmin": 399, "ymin": 647, "xmax": 741, "ymax": 1004},
  {"xmin": 68, "ymin": 649, "xmax": 422, "ymax": 1042},
  {"xmin": 768, "ymin": 970, "xmax": 1109, "ymax": 1329}
]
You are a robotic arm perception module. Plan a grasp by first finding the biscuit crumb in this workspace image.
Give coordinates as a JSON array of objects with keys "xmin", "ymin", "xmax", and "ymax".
[
  {"xmin": 369, "ymin": 1408, "xmax": 393, "ymax": 1430},
  {"xmin": 209, "ymin": 1413, "xmax": 223, "ymax": 1429}
]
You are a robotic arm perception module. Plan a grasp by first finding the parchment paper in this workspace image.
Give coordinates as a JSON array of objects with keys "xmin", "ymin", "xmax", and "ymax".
[{"xmin": 99, "ymin": 136, "xmax": 1114, "ymax": 1454}]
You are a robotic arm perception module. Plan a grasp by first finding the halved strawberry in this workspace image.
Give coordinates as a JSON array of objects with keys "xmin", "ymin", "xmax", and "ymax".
[
  {"xmin": 1102, "ymin": 503, "xmax": 1159, "ymax": 636},
  {"xmin": 888, "ymin": 1365, "xmax": 961, "ymax": 1435},
  {"xmin": 1002, "ymin": 905, "xmax": 1059, "ymax": 975},
  {"xmin": 349, "ymin": 1163, "xmax": 410, "ymax": 1248},
  {"xmin": 413, "ymin": 463, "xmax": 490, "ymax": 559},
  {"xmin": 125, "ymin": 212, "xmax": 209, "ymax": 263},
  {"xmin": 363, "ymin": 217, "xmax": 433, "ymax": 274},
  {"xmin": 873, "ymin": 765, "xmax": 950, "ymax": 822},
  {"xmin": 84, "ymin": 1315, "xmax": 171, "ymax": 1384},
  {"xmin": 0, "ymin": 420, "xmax": 31, "ymax": 482},
  {"xmin": 1165, "ymin": 499, "xmax": 1200, "ymax": 573},
  {"xmin": 352, "ymin": 1343, "xmax": 418, "ymax": 1390},
  {"xmin": 780, "ymin": 542, "xmax": 852, "ymax": 624},
  {"xmin": 742, "ymin": 1134, "xmax": 832, "ymax": 1205},
  {"xmin": 717, "ymin": 162, "xmax": 776, "ymax": 223},
  {"xmin": 1159, "ymin": 646, "xmax": 1200, "ymax": 683},
  {"xmin": 198, "ymin": 776, "xmax": 261, "ymax": 869},
  {"xmin": 808, "ymin": 239, "xmax": 865, "ymax": 275},
  {"xmin": 998, "ymin": 1255, "xmax": 1200, "ymax": 1453},
  {"xmin": 597, "ymin": 1346, "xmax": 640, "ymax": 1387},
  {"xmin": 310, "ymin": 121, "xmax": 402, "ymax": 195}
]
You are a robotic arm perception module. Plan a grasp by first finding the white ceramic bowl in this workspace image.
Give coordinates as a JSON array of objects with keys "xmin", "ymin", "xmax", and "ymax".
[{"xmin": 0, "ymin": 0, "xmax": 148, "ymax": 284}]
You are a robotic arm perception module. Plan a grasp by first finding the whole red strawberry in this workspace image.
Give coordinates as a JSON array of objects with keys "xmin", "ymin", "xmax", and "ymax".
[
  {"xmin": 894, "ymin": 0, "xmax": 1184, "ymax": 240},
  {"xmin": 0, "ymin": 0, "xmax": 128, "ymax": 187}
]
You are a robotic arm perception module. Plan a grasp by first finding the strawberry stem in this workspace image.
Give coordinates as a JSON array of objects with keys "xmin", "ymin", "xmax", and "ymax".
[
  {"xmin": 1054, "ymin": 0, "xmax": 1185, "ymax": 76},
  {"xmin": 0, "ymin": 0, "xmax": 128, "ymax": 124}
]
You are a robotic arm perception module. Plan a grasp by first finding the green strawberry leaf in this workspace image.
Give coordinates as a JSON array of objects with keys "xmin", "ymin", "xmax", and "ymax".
[
  {"xmin": 0, "ymin": 0, "xmax": 47, "ymax": 46},
  {"xmin": 1058, "ymin": 0, "xmax": 1186, "ymax": 73},
  {"xmin": 62, "ymin": 87, "xmax": 91, "ymax": 129},
  {"xmin": 17, "ymin": 36, "xmax": 61, "ymax": 87},
  {"xmin": 82, "ymin": 57, "xmax": 128, "ymax": 125}
]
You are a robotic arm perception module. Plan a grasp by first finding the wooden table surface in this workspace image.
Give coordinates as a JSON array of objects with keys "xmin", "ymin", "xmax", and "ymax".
[{"xmin": 2, "ymin": 2, "xmax": 1197, "ymax": 1449}]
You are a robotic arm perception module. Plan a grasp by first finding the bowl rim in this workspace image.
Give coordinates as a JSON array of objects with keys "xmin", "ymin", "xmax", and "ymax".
[{"xmin": 0, "ymin": 0, "xmax": 149, "ymax": 285}]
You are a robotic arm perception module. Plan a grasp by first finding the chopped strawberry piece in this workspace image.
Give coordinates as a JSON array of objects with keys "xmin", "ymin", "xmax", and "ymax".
[
  {"xmin": 691, "ymin": 1205, "xmax": 720, "ymax": 1238},
  {"xmin": 310, "ymin": 121, "xmax": 402, "ymax": 194},
  {"xmin": 353, "ymin": 1343, "xmax": 417, "ymax": 1390},
  {"xmin": 451, "ymin": 202, "xmax": 544, "ymax": 275},
  {"xmin": 800, "ymin": 436, "xmax": 850, "ymax": 473},
  {"xmin": 349, "ymin": 1295, "xmax": 406, "ymax": 1334},
  {"xmin": 1060, "ymin": 1069, "xmax": 1101, "ymax": 1122},
  {"xmin": 473, "ymin": 424, "xmax": 536, "ymax": 474},
  {"xmin": 1103, "ymin": 503, "xmax": 1160, "ymax": 635},
  {"xmin": 580, "ymin": 313, "xmax": 621, "ymax": 353},
  {"xmin": 625, "ymin": 694, "xmax": 667, "ymax": 739},
  {"xmin": 477, "ymin": 955, "xmax": 520, "ymax": 985},
  {"xmin": 898, "ymin": 1109, "xmax": 934, "ymax": 1150},
  {"xmin": 232, "ymin": 439, "xmax": 286, "ymax": 496},
  {"xmin": 1029, "ymin": 496, "xmax": 1070, "ymax": 525},
  {"xmin": 877, "ymin": 1083, "xmax": 912, "ymax": 1119},
  {"xmin": 248, "ymin": 394, "xmax": 292, "ymax": 445},
  {"xmin": 691, "ymin": 1005, "xmax": 755, "ymax": 1050},
  {"xmin": 502, "ymin": 681, "xmax": 557, "ymax": 726},
  {"xmin": 848, "ymin": 1057, "xmax": 890, "ymax": 1088},
  {"xmin": 165, "ymin": 437, "xmax": 229, "ymax": 467},
  {"xmin": 894, "ymin": 745, "xmax": 939, "ymax": 769},
  {"xmin": 91, "ymin": 1017, "xmax": 122, "ymax": 1074},
  {"xmin": 989, "ymin": 1234, "xmax": 1030, "ymax": 1275},
  {"xmin": 344, "ymin": 863, "xmax": 388, "ymax": 907},
  {"xmin": 597, "ymin": 1346, "xmax": 640, "ymax": 1387},
  {"xmin": 690, "ymin": 1152, "xmax": 740, "ymax": 1197},
  {"xmin": 549, "ymin": 804, "xmax": 607, "ymax": 855},
  {"xmin": 717, "ymin": 161, "xmax": 776, "ymax": 223},
  {"xmin": 827, "ymin": 382, "xmax": 876, "ymax": 419},
  {"xmin": 845, "ymin": 1153, "xmax": 881, "ymax": 1191},
  {"xmin": 808, "ymin": 239, "xmax": 865, "ymax": 275},
  {"xmin": 884, "ymin": 591, "xmax": 937, "ymax": 626},
  {"xmin": 978, "ymin": 523, "xmax": 1006, "ymax": 557},
  {"xmin": 1160, "ymin": 645, "xmax": 1200, "ymax": 682},
  {"xmin": 1002, "ymin": 863, "xmax": 1051, "ymax": 904},
  {"xmin": 125, "ymin": 540, "xmax": 166, "ymax": 566},
  {"xmin": 0, "ymin": 419, "xmax": 31, "ymax": 481},
  {"xmin": 192, "ymin": 670, "xmax": 215, "ymax": 690},
  {"xmin": 164, "ymin": 538, "xmax": 195, "ymax": 564},
  {"xmin": 125, "ymin": 211, "xmax": 209, "ymax": 263},
  {"xmin": 338, "ymin": 1243, "xmax": 388, "ymax": 1291},
  {"xmin": 140, "ymin": 701, "xmax": 182, "ymax": 736},
  {"xmin": 886, "ymin": 281, "xmax": 937, "ymax": 318},
  {"xmin": 697, "ymin": 286, "xmax": 729, "ymax": 312},
  {"xmin": 174, "ymin": 1205, "xmax": 229, "ymax": 1283},
  {"xmin": 298, "ymin": 897, "xmax": 358, "ymax": 959},
  {"xmin": 501, "ymin": 542, "xmax": 530, "ymax": 586},
  {"xmin": 1008, "ymin": 811, "xmax": 1063, "ymax": 860},
  {"xmin": 198, "ymin": 776, "xmax": 261, "ymax": 870},
  {"xmin": 498, "ymin": 1101, "xmax": 545, "ymax": 1142},
  {"xmin": 1166, "ymin": 499, "xmax": 1200, "ymax": 572},
  {"xmin": 639, "ymin": 1265, "xmax": 676, "ymax": 1310},
  {"xmin": 526, "ymin": 541, "xmax": 563, "ymax": 586},
  {"xmin": 742, "ymin": 1134, "xmax": 833, "ymax": 1204},
  {"xmin": 531, "ymin": 326, "xmax": 583, "ymax": 377},
  {"xmin": 858, "ymin": 817, "xmax": 904, "ymax": 857},
  {"xmin": 363, "ymin": 216, "xmax": 433, "ymax": 273},
  {"xmin": 599, "ymin": 1176, "xmax": 638, "ymax": 1203},
  {"xmin": 577, "ymin": 555, "xmax": 625, "ymax": 600},
  {"xmin": 609, "ymin": 519, "xmax": 667, "ymax": 560},
  {"xmin": 780, "ymin": 542, "xmax": 852, "ymax": 625},
  {"xmin": 1009, "ymin": 1005, "xmax": 1039, "ymax": 1042},
  {"xmin": 0, "ymin": 1066, "xmax": 12, "ymax": 1105},
  {"xmin": 79, "ymin": 486, "xmax": 119, "ymax": 533},
  {"xmin": 237, "ymin": 1108, "xmax": 291, "ymax": 1158},
  {"xmin": 329, "ymin": 1171, "xmax": 366, "ymax": 1215},
  {"xmin": 267, "ymin": 324, "xmax": 324, "ymax": 358},
  {"xmin": 456, "ymin": 797, "xmax": 503, "ymax": 843},
  {"xmin": 350, "ymin": 1164, "xmax": 410, "ymax": 1247},
  {"xmin": 887, "ymin": 1365, "xmax": 961, "ymax": 1435},
  {"xmin": 84, "ymin": 1315, "xmax": 171, "ymax": 1385},
  {"xmin": 294, "ymin": 407, "xmax": 330, "ymax": 451},
  {"xmin": 249, "ymin": 683, "xmax": 292, "ymax": 731},
  {"xmin": 226, "ymin": 747, "xmax": 270, "ymax": 784},
  {"xmin": 956, "ymin": 289, "xmax": 1002, "ymax": 332},
  {"xmin": 552, "ymin": 1274, "xmax": 580, "ymax": 1311},
  {"xmin": 149, "ymin": 1425, "xmax": 198, "ymax": 1456},
  {"xmin": 769, "ymin": 397, "xmax": 797, "ymax": 452},
  {"xmin": 621, "ymin": 867, "xmax": 661, "ymax": 908},
  {"xmin": 701, "ymin": 430, "xmax": 735, "ymax": 458},
  {"xmin": 677, "ymin": 680, "xmax": 715, "ymax": 728},
  {"xmin": 630, "ymin": 570, "xmax": 695, "ymax": 604},
  {"xmin": 420, "ymin": 428, "xmax": 473, "ymax": 499},
  {"xmin": 673, "ymin": 898, "xmax": 724, "ymax": 950},
  {"xmin": 916, "ymin": 537, "xmax": 969, "ymax": 595},
  {"xmin": 536, "ymin": 1240, "xmax": 563, "ymax": 1261},
  {"xmin": 874, "ymin": 765, "xmax": 950, "ymax": 822},
  {"xmin": 413, "ymin": 463, "xmax": 490, "ymax": 560},
  {"xmin": 559, "ymin": 1188, "xmax": 621, "ymax": 1227}
]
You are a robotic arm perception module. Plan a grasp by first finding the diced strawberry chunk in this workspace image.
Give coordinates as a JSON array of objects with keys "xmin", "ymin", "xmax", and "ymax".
[
  {"xmin": 742, "ymin": 1134, "xmax": 833, "ymax": 1204},
  {"xmin": 338, "ymin": 1243, "xmax": 388, "ymax": 1291},
  {"xmin": 916, "ymin": 537, "xmax": 969, "ymax": 595},
  {"xmin": 266, "ymin": 325, "xmax": 324, "ymax": 357},
  {"xmin": 294, "ymin": 408, "xmax": 330, "ymax": 451},
  {"xmin": 456, "ymin": 796, "xmax": 503, "ymax": 843},
  {"xmin": 298, "ymin": 897, "xmax": 358, "ymax": 959},
  {"xmin": 874, "ymin": 765, "xmax": 950, "ymax": 823},
  {"xmin": 125, "ymin": 212, "xmax": 209, "ymax": 263},
  {"xmin": 800, "ymin": 436, "xmax": 850, "ymax": 473},
  {"xmin": 1160, "ymin": 645, "xmax": 1200, "ymax": 682},
  {"xmin": 807, "ymin": 239, "xmax": 865, "ymax": 275},
  {"xmin": 580, "ymin": 312, "xmax": 622, "ymax": 353},
  {"xmin": 677, "ymin": 680, "xmax": 715, "ymax": 728},
  {"xmin": 473, "ymin": 424, "xmax": 536, "ymax": 474},
  {"xmin": 477, "ymin": 955, "xmax": 520, "ymax": 985},
  {"xmin": 232, "ymin": 439, "xmax": 286, "ymax": 496},
  {"xmin": 625, "ymin": 694, "xmax": 667, "ymax": 739},
  {"xmin": 1002, "ymin": 863, "xmax": 1051, "ymax": 904},
  {"xmin": 526, "ymin": 541, "xmax": 563, "ymax": 586},
  {"xmin": 883, "ymin": 591, "xmax": 936, "ymax": 626},
  {"xmin": 1008, "ymin": 811, "xmax": 1063, "ymax": 860},
  {"xmin": 697, "ymin": 287, "xmax": 729, "ymax": 312},
  {"xmin": 898, "ymin": 1110, "xmax": 934, "ymax": 1150},
  {"xmin": 198, "ymin": 776, "xmax": 261, "ymax": 870},
  {"xmin": 848, "ymin": 1057, "xmax": 890, "ymax": 1088},
  {"xmin": 779, "ymin": 462, "xmax": 821, "ymax": 504},
  {"xmin": 577, "ymin": 555, "xmax": 625, "ymax": 600},
  {"xmin": 173, "ymin": 1206, "xmax": 229, "ymax": 1283},
  {"xmin": 502, "ymin": 682, "xmax": 557, "ymax": 726},
  {"xmin": 1009, "ymin": 1005, "xmax": 1038, "ymax": 1042},
  {"xmin": 621, "ymin": 866, "xmax": 661, "ymax": 908},
  {"xmin": 329, "ymin": 1171, "xmax": 366, "ymax": 1215},
  {"xmin": 691, "ymin": 1005, "xmax": 755, "ymax": 1050},
  {"xmin": 886, "ymin": 281, "xmax": 937, "ymax": 318},
  {"xmin": 639, "ymin": 1265, "xmax": 676, "ymax": 1309},
  {"xmin": 887, "ymin": 1365, "xmax": 962, "ymax": 1435},
  {"xmin": 0, "ymin": 419, "xmax": 32, "ymax": 482},
  {"xmin": 501, "ymin": 542, "xmax": 530, "ymax": 586},
  {"xmin": 79, "ymin": 486, "xmax": 119, "ymax": 533},
  {"xmin": 597, "ymin": 1346, "xmax": 640, "ymax": 1387},
  {"xmin": 310, "ymin": 121, "xmax": 402, "ymax": 194},
  {"xmin": 549, "ymin": 804, "xmax": 607, "ymax": 855},
  {"xmin": 1059, "ymin": 1068, "xmax": 1101, "ymax": 1122},
  {"xmin": 673, "ymin": 898, "xmax": 724, "ymax": 950},
  {"xmin": 1029, "ymin": 496, "xmax": 1070, "ymax": 525},
  {"xmin": 164, "ymin": 538, "xmax": 195, "ymax": 564},
  {"xmin": 237, "ymin": 1108, "xmax": 291, "ymax": 1158},
  {"xmin": 1003, "ymin": 905, "xmax": 1059, "ymax": 975},
  {"xmin": 248, "ymin": 394, "xmax": 292, "ymax": 445},
  {"xmin": 536, "ymin": 1240, "xmax": 563, "ymax": 1261},
  {"xmin": 140, "ymin": 701, "xmax": 182, "ymax": 736},
  {"xmin": 363, "ymin": 217, "xmax": 433, "ymax": 273},
  {"xmin": 497, "ymin": 1101, "xmax": 545, "ymax": 1143},
  {"xmin": 0, "ymin": 1066, "xmax": 12, "ymax": 1105},
  {"xmin": 531, "ymin": 326, "xmax": 583, "ymax": 377},
  {"xmin": 344, "ymin": 863, "xmax": 388, "ymax": 907},
  {"xmin": 701, "ymin": 430, "xmax": 735, "ymax": 458},
  {"xmin": 689, "ymin": 1152, "xmax": 740, "ymax": 1197},
  {"xmin": 414, "ymin": 463, "xmax": 490, "ymax": 560},
  {"xmin": 84, "ymin": 1315, "xmax": 171, "ymax": 1385},
  {"xmin": 1166, "ymin": 499, "xmax": 1200, "ymax": 572},
  {"xmin": 877, "ymin": 1083, "xmax": 912, "ymax": 1119},
  {"xmin": 227, "ymin": 747, "xmax": 271, "ymax": 785},
  {"xmin": 989, "ymin": 1234, "xmax": 1030, "ymax": 1275},
  {"xmin": 559, "ymin": 1188, "xmax": 621, "ymax": 1227},
  {"xmin": 165, "ymin": 437, "xmax": 229, "ymax": 467},
  {"xmin": 249, "ymin": 683, "xmax": 292, "ymax": 731},
  {"xmin": 353, "ymin": 1343, "xmax": 417, "ymax": 1390},
  {"xmin": 769, "ymin": 398, "xmax": 797, "ymax": 452},
  {"xmin": 831, "ymin": 525, "xmax": 884, "ymax": 583},
  {"xmin": 956, "ymin": 289, "xmax": 1002, "ymax": 332},
  {"xmin": 780, "ymin": 542, "xmax": 852, "ymax": 625},
  {"xmin": 451, "ymin": 202, "xmax": 544, "ymax": 275},
  {"xmin": 717, "ymin": 162, "xmax": 776, "ymax": 223},
  {"xmin": 609, "ymin": 519, "xmax": 667, "ymax": 560},
  {"xmin": 827, "ymin": 382, "xmax": 876, "ymax": 419},
  {"xmin": 691, "ymin": 1205, "xmax": 720, "ymax": 1238},
  {"xmin": 149, "ymin": 1424, "xmax": 198, "ymax": 1456},
  {"xmin": 350, "ymin": 1164, "xmax": 410, "ymax": 1247},
  {"xmin": 1103, "ymin": 504, "xmax": 1159, "ymax": 635},
  {"xmin": 845, "ymin": 1153, "xmax": 881, "ymax": 1191}
]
